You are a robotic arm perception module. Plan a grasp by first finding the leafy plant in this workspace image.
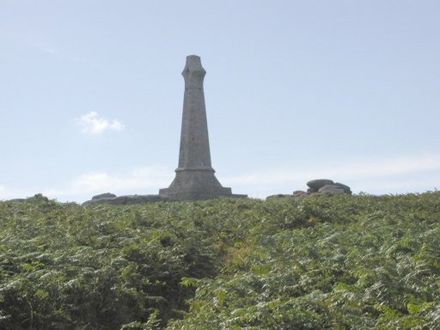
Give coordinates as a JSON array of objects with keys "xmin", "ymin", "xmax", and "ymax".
[{"xmin": 0, "ymin": 193, "xmax": 439, "ymax": 329}]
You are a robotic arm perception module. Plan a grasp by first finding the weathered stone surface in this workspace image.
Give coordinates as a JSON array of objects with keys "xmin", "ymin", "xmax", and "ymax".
[
  {"xmin": 307, "ymin": 179, "xmax": 334, "ymax": 192},
  {"xmin": 269, "ymin": 181, "xmax": 352, "ymax": 199},
  {"xmin": 92, "ymin": 193, "xmax": 117, "ymax": 200},
  {"xmin": 318, "ymin": 184, "xmax": 346, "ymax": 194},
  {"xmin": 159, "ymin": 55, "xmax": 245, "ymax": 201},
  {"xmin": 334, "ymin": 182, "xmax": 352, "ymax": 194},
  {"xmin": 83, "ymin": 194, "xmax": 162, "ymax": 206}
]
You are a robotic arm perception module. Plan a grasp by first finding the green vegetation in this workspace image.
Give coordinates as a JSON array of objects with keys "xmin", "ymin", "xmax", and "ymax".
[{"xmin": 1, "ymin": 193, "xmax": 439, "ymax": 329}]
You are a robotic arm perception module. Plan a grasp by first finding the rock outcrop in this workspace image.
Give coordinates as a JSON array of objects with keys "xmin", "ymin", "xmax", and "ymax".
[
  {"xmin": 332, "ymin": 182, "xmax": 352, "ymax": 194},
  {"xmin": 292, "ymin": 190, "xmax": 307, "ymax": 197},
  {"xmin": 318, "ymin": 184, "xmax": 346, "ymax": 194},
  {"xmin": 306, "ymin": 179, "xmax": 334, "ymax": 193},
  {"xmin": 266, "ymin": 194, "xmax": 292, "ymax": 200},
  {"xmin": 265, "ymin": 179, "xmax": 352, "ymax": 200},
  {"xmin": 83, "ymin": 191, "xmax": 247, "ymax": 206},
  {"xmin": 83, "ymin": 194, "xmax": 163, "ymax": 206},
  {"xmin": 91, "ymin": 193, "xmax": 117, "ymax": 201},
  {"xmin": 307, "ymin": 179, "xmax": 352, "ymax": 195}
]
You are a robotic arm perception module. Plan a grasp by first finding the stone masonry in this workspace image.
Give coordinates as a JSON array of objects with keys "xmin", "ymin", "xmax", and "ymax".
[{"xmin": 159, "ymin": 55, "xmax": 243, "ymax": 200}]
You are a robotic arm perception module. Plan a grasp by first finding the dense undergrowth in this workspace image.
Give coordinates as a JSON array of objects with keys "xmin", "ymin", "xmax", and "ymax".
[{"xmin": 0, "ymin": 192, "xmax": 439, "ymax": 329}]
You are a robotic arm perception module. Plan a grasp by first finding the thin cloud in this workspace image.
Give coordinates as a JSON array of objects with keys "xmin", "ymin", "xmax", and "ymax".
[
  {"xmin": 77, "ymin": 112, "xmax": 125, "ymax": 135},
  {"xmin": 33, "ymin": 42, "xmax": 84, "ymax": 62},
  {"xmin": 5, "ymin": 153, "xmax": 440, "ymax": 202},
  {"xmin": 43, "ymin": 166, "xmax": 173, "ymax": 201},
  {"xmin": 0, "ymin": 185, "xmax": 6, "ymax": 198},
  {"xmin": 0, "ymin": 185, "xmax": 31, "ymax": 200},
  {"xmin": 39, "ymin": 46, "xmax": 58, "ymax": 55},
  {"xmin": 224, "ymin": 154, "xmax": 440, "ymax": 185},
  {"xmin": 71, "ymin": 167, "xmax": 171, "ymax": 193},
  {"xmin": 222, "ymin": 153, "xmax": 440, "ymax": 197},
  {"xmin": 353, "ymin": 177, "xmax": 439, "ymax": 194}
]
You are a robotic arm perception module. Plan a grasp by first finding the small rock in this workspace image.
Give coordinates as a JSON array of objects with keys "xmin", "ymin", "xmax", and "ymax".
[
  {"xmin": 266, "ymin": 194, "xmax": 291, "ymax": 200},
  {"xmin": 292, "ymin": 190, "xmax": 307, "ymax": 197},
  {"xmin": 83, "ymin": 194, "xmax": 162, "ymax": 206},
  {"xmin": 307, "ymin": 179, "xmax": 334, "ymax": 192},
  {"xmin": 9, "ymin": 194, "xmax": 50, "ymax": 203},
  {"xmin": 92, "ymin": 193, "xmax": 117, "ymax": 200}
]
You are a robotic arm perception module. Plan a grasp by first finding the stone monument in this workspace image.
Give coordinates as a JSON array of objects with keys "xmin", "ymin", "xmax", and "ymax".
[
  {"xmin": 159, "ymin": 55, "xmax": 242, "ymax": 200},
  {"xmin": 82, "ymin": 55, "xmax": 245, "ymax": 205}
]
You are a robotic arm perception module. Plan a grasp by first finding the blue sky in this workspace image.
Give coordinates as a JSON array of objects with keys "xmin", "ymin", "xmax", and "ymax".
[{"xmin": 1, "ymin": 0, "xmax": 439, "ymax": 202}]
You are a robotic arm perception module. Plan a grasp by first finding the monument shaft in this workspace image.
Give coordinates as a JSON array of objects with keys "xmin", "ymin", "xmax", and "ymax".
[
  {"xmin": 159, "ymin": 55, "xmax": 233, "ymax": 200},
  {"xmin": 178, "ymin": 56, "xmax": 212, "ymax": 170}
]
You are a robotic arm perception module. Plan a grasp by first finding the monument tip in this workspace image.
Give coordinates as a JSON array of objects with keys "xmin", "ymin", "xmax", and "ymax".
[
  {"xmin": 186, "ymin": 54, "xmax": 201, "ymax": 60},
  {"xmin": 184, "ymin": 55, "xmax": 205, "ymax": 73}
]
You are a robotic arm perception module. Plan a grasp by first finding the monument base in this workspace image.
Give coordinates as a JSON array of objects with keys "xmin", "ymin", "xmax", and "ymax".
[{"xmin": 159, "ymin": 168, "xmax": 233, "ymax": 201}]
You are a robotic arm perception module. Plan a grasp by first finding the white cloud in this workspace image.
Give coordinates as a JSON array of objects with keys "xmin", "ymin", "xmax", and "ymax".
[
  {"xmin": 43, "ymin": 166, "xmax": 173, "ymax": 201},
  {"xmin": 77, "ymin": 112, "xmax": 125, "ymax": 135}
]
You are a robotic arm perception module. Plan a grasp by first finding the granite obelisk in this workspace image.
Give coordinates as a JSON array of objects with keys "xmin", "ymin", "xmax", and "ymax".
[{"xmin": 159, "ymin": 55, "xmax": 234, "ymax": 200}]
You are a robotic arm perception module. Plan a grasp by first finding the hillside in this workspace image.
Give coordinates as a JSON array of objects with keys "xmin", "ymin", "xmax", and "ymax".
[{"xmin": 0, "ymin": 193, "xmax": 439, "ymax": 329}]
